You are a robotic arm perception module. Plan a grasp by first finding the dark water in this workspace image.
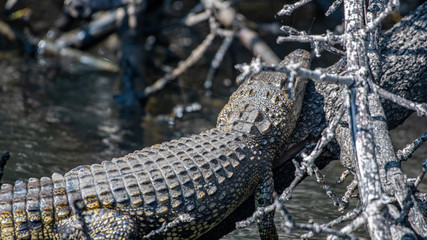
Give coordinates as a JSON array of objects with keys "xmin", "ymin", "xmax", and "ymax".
[{"xmin": 1, "ymin": 52, "xmax": 426, "ymax": 239}]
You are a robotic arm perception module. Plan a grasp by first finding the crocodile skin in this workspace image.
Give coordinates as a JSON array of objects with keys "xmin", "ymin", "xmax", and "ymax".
[{"xmin": 0, "ymin": 49, "xmax": 310, "ymax": 240}]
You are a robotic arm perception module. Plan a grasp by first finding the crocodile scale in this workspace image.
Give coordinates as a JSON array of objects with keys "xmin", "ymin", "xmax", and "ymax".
[{"xmin": 0, "ymin": 49, "xmax": 310, "ymax": 240}]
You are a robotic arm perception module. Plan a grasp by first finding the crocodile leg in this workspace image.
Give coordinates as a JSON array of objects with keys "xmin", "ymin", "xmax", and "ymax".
[
  {"xmin": 57, "ymin": 208, "xmax": 138, "ymax": 239},
  {"xmin": 255, "ymin": 169, "xmax": 278, "ymax": 240}
]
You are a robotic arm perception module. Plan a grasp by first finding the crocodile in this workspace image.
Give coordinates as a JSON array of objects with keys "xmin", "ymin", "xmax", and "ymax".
[{"xmin": 0, "ymin": 49, "xmax": 310, "ymax": 240}]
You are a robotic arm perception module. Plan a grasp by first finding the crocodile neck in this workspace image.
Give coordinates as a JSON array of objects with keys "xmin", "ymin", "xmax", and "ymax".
[
  {"xmin": 216, "ymin": 75, "xmax": 306, "ymax": 156},
  {"xmin": 216, "ymin": 49, "xmax": 310, "ymax": 160},
  {"xmin": 216, "ymin": 94, "xmax": 285, "ymax": 156}
]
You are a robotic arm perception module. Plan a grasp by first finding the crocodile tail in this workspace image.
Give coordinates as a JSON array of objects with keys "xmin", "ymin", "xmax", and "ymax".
[
  {"xmin": 0, "ymin": 178, "xmax": 53, "ymax": 239},
  {"xmin": 0, "ymin": 172, "xmax": 90, "ymax": 240},
  {"xmin": 0, "ymin": 183, "xmax": 15, "ymax": 238}
]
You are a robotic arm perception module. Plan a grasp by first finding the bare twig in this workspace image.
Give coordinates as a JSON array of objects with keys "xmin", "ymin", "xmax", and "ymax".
[
  {"xmin": 146, "ymin": 0, "xmax": 279, "ymax": 96},
  {"xmin": 144, "ymin": 32, "xmax": 216, "ymax": 96},
  {"xmin": 235, "ymin": 204, "xmax": 276, "ymax": 229},
  {"xmin": 324, "ymin": 184, "xmax": 344, "ymax": 207},
  {"xmin": 204, "ymin": 34, "xmax": 234, "ymax": 91},
  {"xmin": 205, "ymin": 0, "xmax": 280, "ymax": 63},
  {"xmin": 414, "ymin": 160, "xmax": 427, "ymax": 188},
  {"xmin": 301, "ymin": 91, "xmax": 349, "ymax": 174},
  {"xmin": 277, "ymin": 0, "xmax": 313, "ymax": 16},
  {"xmin": 340, "ymin": 178, "xmax": 358, "ymax": 212},
  {"xmin": 367, "ymin": 0, "xmax": 386, "ymax": 13},
  {"xmin": 414, "ymin": 192, "xmax": 427, "ymax": 203},
  {"xmin": 54, "ymin": 11, "xmax": 119, "ymax": 49},
  {"xmin": 0, "ymin": 20, "xmax": 16, "ymax": 42},
  {"xmin": 238, "ymin": 27, "xmax": 280, "ymax": 64},
  {"xmin": 279, "ymin": 160, "xmax": 307, "ymax": 202},
  {"xmin": 302, "ymin": 206, "xmax": 364, "ymax": 239},
  {"xmin": 235, "ymin": 59, "xmax": 354, "ymax": 86},
  {"xmin": 325, "ymin": 206, "xmax": 363, "ymax": 228},
  {"xmin": 364, "ymin": 0, "xmax": 399, "ymax": 33},
  {"xmin": 5, "ymin": 0, "xmax": 19, "ymax": 11},
  {"xmin": 234, "ymin": 57, "xmax": 262, "ymax": 84},
  {"xmin": 311, "ymin": 40, "xmax": 346, "ymax": 57},
  {"xmin": 183, "ymin": 10, "xmax": 211, "ymax": 26},
  {"xmin": 279, "ymin": 198, "xmax": 360, "ymax": 239},
  {"xmin": 37, "ymin": 39, "xmax": 120, "ymax": 72},
  {"xmin": 279, "ymin": 25, "xmax": 302, "ymax": 36},
  {"xmin": 326, "ymin": 0, "xmax": 344, "ymax": 16},
  {"xmin": 142, "ymin": 214, "xmax": 194, "ymax": 239},
  {"xmin": 375, "ymin": 86, "xmax": 427, "ymax": 117},
  {"xmin": 277, "ymin": 28, "xmax": 343, "ymax": 45},
  {"xmin": 329, "ymin": 215, "xmax": 366, "ymax": 240},
  {"xmin": 337, "ymin": 169, "xmax": 352, "ymax": 184},
  {"xmin": 292, "ymin": 221, "xmax": 355, "ymax": 239},
  {"xmin": 396, "ymin": 129, "xmax": 427, "ymax": 161}
]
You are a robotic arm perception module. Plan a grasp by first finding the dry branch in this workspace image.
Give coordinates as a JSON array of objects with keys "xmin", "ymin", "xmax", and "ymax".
[
  {"xmin": 201, "ymin": 2, "xmax": 427, "ymax": 239},
  {"xmin": 144, "ymin": 31, "xmax": 216, "ymax": 96},
  {"xmin": 397, "ymin": 130, "xmax": 427, "ymax": 162}
]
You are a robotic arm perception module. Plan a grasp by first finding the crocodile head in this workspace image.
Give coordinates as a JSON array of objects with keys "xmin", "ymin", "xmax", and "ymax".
[{"xmin": 216, "ymin": 49, "xmax": 310, "ymax": 147}]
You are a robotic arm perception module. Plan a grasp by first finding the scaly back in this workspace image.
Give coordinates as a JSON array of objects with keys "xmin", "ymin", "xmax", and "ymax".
[{"xmin": 217, "ymin": 49, "xmax": 310, "ymax": 148}]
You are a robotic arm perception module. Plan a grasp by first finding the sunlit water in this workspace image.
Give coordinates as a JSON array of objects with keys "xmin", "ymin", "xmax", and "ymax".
[{"xmin": 0, "ymin": 54, "xmax": 425, "ymax": 239}]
